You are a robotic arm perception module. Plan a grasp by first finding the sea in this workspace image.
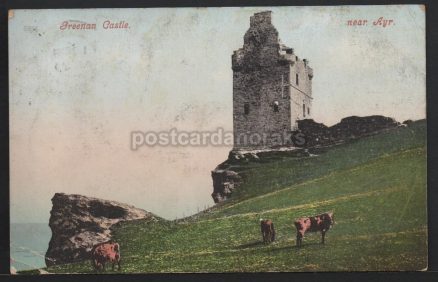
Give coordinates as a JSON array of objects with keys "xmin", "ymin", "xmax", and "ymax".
[{"xmin": 10, "ymin": 223, "xmax": 52, "ymax": 272}]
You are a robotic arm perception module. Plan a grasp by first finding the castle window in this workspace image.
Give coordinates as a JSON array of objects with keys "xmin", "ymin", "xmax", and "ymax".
[
  {"xmin": 296, "ymin": 74, "xmax": 299, "ymax": 86},
  {"xmin": 281, "ymin": 74, "xmax": 289, "ymax": 99},
  {"xmin": 283, "ymin": 86, "xmax": 289, "ymax": 99},
  {"xmin": 244, "ymin": 103, "xmax": 250, "ymax": 115},
  {"xmin": 308, "ymin": 107, "xmax": 310, "ymax": 115},
  {"xmin": 274, "ymin": 101, "xmax": 279, "ymax": 112},
  {"xmin": 303, "ymin": 104, "xmax": 306, "ymax": 117}
]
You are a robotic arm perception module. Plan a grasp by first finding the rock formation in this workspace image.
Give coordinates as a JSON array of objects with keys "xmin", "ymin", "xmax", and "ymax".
[
  {"xmin": 45, "ymin": 193, "xmax": 157, "ymax": 267},
  {"xmin": 211, "ymin": 169, "xmax": 242, "ymax": 203}
]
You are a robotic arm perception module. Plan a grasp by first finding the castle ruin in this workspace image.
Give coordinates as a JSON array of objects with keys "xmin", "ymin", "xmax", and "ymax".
[{"xmin": 232, "ymin": 11, "xmax": 313, "ymax": 148}]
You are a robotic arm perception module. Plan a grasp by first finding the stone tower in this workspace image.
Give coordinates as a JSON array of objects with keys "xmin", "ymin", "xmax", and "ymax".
[{"xmin": 232, "ymin": 11, "xmax": 313, "ymax": 148}]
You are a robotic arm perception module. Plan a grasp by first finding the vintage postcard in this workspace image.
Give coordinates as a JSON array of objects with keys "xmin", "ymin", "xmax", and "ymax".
[{"xmin": 9, "ymin": 5, "xmax": 426, "ymax": 273}]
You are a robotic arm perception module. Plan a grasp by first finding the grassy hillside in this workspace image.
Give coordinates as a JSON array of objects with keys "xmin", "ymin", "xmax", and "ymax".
[{"xmin": 42, "ymin": 120, "xmax": 427, "ymax": 273}]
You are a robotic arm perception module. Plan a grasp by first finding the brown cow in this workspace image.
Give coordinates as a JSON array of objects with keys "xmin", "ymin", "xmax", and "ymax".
[
  {"xmin": 260, "ymin": 219, "xmax": 276, "ymax": 244},
  {"xmin": 91, "ymin": 241, "xmax": 121, "ymax": 271},
  {"xmin": 294, "ymin": 211, "xmax": 334, "ymax": 247}
]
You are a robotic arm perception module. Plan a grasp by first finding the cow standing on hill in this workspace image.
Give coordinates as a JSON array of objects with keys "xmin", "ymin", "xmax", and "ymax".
[
  {"xmin": 294, "ymin": 212, "xmax": 334, "ymax": 247},
  {"xmin": 260, "ymin": 219, "xmax": 276, "ymax": 244},
  {"xmin": 91, "ymin": 241, "xmax": 121, "ymax": 271}
]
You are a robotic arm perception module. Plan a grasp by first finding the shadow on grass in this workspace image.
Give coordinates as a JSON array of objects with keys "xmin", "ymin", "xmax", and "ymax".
[
  {"xmin": 268, "ymin": 242, "xmax": 325, "ymax": 253},
  {"xmin": 234, "ymin": 241, "xmax": 266, "ymax": 249}
]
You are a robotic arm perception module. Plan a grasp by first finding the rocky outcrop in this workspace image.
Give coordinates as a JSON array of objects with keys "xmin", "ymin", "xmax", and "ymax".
[
  {"xmin": 211, "ymin": 169, "xmax": 242, "ymax": 203},
  {"xmin": 211, "ymin": 148, "xmax": 313, "ymax": 203},
  {"xmin": 227, "ymin": 147, "xmax": 311, "ymax": 162},
  {"xmin": 45, "ymin": 193, "xmax": 157, "ymax": 267}
]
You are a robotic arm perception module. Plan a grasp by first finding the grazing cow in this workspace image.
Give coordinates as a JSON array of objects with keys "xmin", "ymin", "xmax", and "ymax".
[
  {"xmin": 260, "ymin": 219, "xmax": 276, "ymax": 244},
  {"xmin": 294, "ymin": 212, "xmax": 334, "ymax": 247},
  {"xmin": 91, "ymin": 241, "xmax": 121, "ymax": 271}
]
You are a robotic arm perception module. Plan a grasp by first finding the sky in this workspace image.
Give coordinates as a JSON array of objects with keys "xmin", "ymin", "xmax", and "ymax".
[{"xmin": 9, "ymin": 6, "xmax": 425, "ymax": 223}]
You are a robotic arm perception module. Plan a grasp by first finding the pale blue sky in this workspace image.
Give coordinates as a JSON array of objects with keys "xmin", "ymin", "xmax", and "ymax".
[{"xmin": 9, "ymin": 6, "xmax": 425, "ymax": 222}]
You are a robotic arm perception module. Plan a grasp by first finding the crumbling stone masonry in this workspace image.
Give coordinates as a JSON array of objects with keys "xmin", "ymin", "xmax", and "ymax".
[{"xmin": 232, "ymin": 11, "xmax": 313, "ymax": 149}]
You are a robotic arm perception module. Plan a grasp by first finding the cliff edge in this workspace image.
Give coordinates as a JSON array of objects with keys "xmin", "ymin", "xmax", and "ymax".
[{"xmin": 45, "ymin": 193, "xmax": 157, "ymax": 267}]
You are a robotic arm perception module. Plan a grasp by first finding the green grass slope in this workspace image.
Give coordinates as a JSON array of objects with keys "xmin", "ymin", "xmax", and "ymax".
[{"xmin": 44, "ymin": 120, "xmax": 427, "ymax": 273}]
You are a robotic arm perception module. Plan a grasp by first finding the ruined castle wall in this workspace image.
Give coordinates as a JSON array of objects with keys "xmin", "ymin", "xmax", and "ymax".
[{"xmin": 232, "ymin": 11, "xmax": 292, "ymax": 148}]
